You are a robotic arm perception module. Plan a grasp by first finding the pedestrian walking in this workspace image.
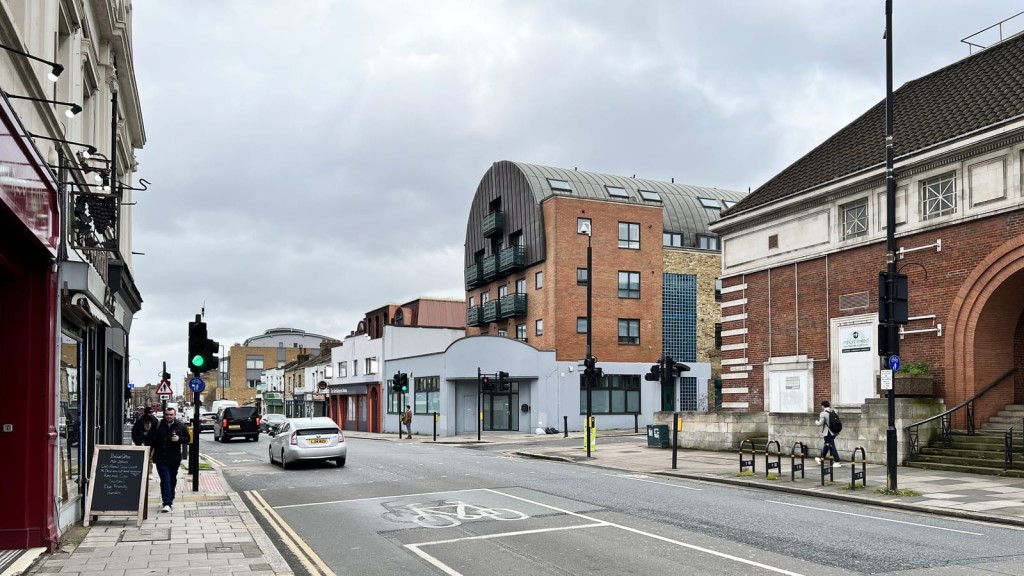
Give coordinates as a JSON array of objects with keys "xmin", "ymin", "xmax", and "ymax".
[
  {"xmin": 814, "ymin": 400, "xmax": 842, "ymax": 465},
  {"xmin": 130, "ymin": 407, "xmax": 157, "ymax": 446},
  {"xmin": 146, "ymin": 406, "xmax": 189, "ymax": 512},
  {"xmin": 403, "ymin": 405, "xmax": 413, "ymax": 439}
]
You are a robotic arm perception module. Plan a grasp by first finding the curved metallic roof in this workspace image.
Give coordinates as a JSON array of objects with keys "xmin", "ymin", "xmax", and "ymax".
[{"xmin": 510, "ymin": 162, "xmax": 745, "ymax": 235}]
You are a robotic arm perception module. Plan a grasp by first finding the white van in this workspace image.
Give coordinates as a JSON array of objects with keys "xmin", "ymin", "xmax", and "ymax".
[{"xmin": 210, "ymin": 399, "xmax": 240, "ymax": 414}]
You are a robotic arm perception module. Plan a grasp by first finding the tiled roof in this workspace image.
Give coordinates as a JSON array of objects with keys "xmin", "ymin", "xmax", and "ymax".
[{"xmin": 724, "ymin": 32, "xmax": 1024, "ymax": 216}]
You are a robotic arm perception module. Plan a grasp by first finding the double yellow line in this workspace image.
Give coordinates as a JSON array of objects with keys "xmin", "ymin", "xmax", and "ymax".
[{"xmin": 245, "ymin": 490, "xmax": 335, "ymax": 576}]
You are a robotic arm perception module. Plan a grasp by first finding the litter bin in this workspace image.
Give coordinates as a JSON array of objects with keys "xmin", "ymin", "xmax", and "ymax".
[{"xmin": 647, "ymin": 424, "xmax": 670, "ymax": 448}]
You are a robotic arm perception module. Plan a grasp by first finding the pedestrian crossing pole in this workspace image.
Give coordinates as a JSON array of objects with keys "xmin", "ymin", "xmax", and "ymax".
[{"xmin": 883, "ymin": 0, "xmax": 899, "ymax": 492}]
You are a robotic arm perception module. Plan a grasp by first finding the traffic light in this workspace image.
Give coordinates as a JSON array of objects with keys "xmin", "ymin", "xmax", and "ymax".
[
  {"xmin": 202, "ymin": 338, "xmax": 220, "ymax": 373},
  {"xmin": 392, "ymin": 372, "xmax": 408, "ymax": 393},
  {"xmin": 497, "ymin": 371, "xmax": 509, "ymax": 388},
  {"xmin": 481, "ymin": 375, "xmax": 493, "ymax": 392},
  {"xmin": 583, "ymin": 355, "xmax": 597, "ymax": 377},
  {"xmin": 188, "ymin": 316, "xmax": 207, "ymax": 375},
  {"xmin": 644, "ymin": 363, "xmax": 662, "ymax": 381},
  {"xmin": 878, "ymin": 272, "xmax": 909, "ymax": 324},
  {"xmin": 399, "ymin": 372, "xmax": 409, "ymax": 393}
]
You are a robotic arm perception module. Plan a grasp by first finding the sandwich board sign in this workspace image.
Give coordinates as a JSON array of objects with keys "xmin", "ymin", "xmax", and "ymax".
[{"xmin": 84, "ymin": 445, "xmax": 150, "ymax": 526}]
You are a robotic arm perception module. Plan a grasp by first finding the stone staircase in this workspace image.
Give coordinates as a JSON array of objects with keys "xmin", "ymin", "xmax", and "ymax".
[{"xmin": 907, "ymin": 405, "xmax": 1024, "ymax": 478}]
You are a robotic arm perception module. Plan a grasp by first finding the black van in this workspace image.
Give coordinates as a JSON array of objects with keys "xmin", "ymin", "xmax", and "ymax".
[{"xmin": 214, "ymin": 406, "xmax": 261, "ymax": 442}]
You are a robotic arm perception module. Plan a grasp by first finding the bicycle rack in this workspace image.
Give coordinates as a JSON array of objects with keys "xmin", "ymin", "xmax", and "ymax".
[
  {"xmin": 739, "ymin": 439, "xmax": 756, "ymax": 473},
  {"xmin": 850, "ymin": 447, "xmax": 867, "ymax": 489},
  {"xmin": 764, "ymin": 440, "xmax": 781, "ymax": 478},
  {"xmin": 790, "ymin": 441, "xmax": 807, "ymax": 481},
  {"xmin": 819, "ymin": 456, "xmax": 834, "ymax": 486}
]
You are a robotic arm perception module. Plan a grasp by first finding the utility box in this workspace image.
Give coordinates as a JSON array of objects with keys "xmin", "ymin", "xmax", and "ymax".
[{"xmin": 647, "ymin": 424, "xmax": 670, "ymax": 448}]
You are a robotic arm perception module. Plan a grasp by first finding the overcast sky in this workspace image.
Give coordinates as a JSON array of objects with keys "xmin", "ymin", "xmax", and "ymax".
[{"xmin": 126, "ymin": 1, "xmax": 1023, "ymax": 394}]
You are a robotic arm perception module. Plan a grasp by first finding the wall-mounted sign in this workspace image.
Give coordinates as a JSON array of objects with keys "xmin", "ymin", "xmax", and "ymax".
[{"xmin": 841, "ymin": 328, "xmax": 871, "ymax": 353}]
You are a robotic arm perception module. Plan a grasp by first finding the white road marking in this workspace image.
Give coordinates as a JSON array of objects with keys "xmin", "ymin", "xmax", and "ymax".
[
  {"xmin": 274, "ymin": 488, "xmax": 489, "ymax": 509},
  {"xmin": 607, "ymin": 473, "xmax": 702, "ymax": 491},
  {"xmin": 766, "ymin": 501, "xmax": 984, "ymax": 535}
]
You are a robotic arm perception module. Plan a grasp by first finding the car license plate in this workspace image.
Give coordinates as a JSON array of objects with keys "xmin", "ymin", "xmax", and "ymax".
[
  {"xmin": 229, "ymin": 425, "xmax": 240, "ymax": 430},
  {"xmin": 307, "ymin": 438, "xmax": 327, "ymax": 445}
]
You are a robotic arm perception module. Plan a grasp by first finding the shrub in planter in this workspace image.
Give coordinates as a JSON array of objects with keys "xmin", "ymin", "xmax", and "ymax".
[{"xmin": 893, "ymin": 361, "xmax": 934, "ymax": 395}]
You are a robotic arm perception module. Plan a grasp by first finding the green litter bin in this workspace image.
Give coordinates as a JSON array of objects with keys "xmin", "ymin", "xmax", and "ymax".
[{"xmin": 647, "ymin": 424, "xmax": 670, "ymax": 448}]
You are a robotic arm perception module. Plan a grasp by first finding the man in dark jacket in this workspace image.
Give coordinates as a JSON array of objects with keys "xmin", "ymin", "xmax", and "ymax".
[
  {"xmin": 130, "ymin": 407, "xmax": 158, "ymax": 446},
  {"xmin": 147, "ymin": 407, "xmax": 189, "ymax": 512}
]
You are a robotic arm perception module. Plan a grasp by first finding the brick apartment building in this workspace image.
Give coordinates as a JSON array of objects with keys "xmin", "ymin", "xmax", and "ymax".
[
  {"xmin": 465, "ymin": 161, "xmax": 743, "ymax": 410},
  {"xmin": 712, "ymin": 32, "xmax": 1024, "ymax": 428},
  {"xmin": 219, "ymin": 327, "xmax": 336, "ymax": 405}
]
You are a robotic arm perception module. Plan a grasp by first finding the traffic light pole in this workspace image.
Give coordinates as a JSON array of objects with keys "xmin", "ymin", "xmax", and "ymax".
[
  {"xmin": 191, "ymin": 390, "xmax": 200, "ymax": 491},
  {"xmin": 884, "ymin": 0, "xmax": 898, "ymax": 492},
  {"xmin": 477, "ymin": 368, "xmax": 482, "ymax": 441}
]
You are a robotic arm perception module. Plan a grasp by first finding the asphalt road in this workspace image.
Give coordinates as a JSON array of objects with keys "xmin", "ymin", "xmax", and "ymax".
[{"xmin": 198, "ymin": 432, "xmax": 1024, "ymax": 576}]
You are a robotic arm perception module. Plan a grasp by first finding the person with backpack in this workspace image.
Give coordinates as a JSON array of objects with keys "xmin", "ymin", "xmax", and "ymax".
[{"xmin": 815, "ymin": 400, "xmax": 842, "ymax": 465}]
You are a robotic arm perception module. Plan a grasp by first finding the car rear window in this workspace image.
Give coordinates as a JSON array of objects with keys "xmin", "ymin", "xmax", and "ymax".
[
  {"xmin": 223, "ymin": 407, "xmax": 257, "ymax": 419},
  {"xmin": 296, "ymin": 427, "xmax": 338, "ymax": 436}
]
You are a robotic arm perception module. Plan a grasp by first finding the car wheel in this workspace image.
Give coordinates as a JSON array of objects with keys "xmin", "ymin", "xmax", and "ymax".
[
  {"xmin": 281, "ymin": 450, "xmax": 291, "ymax": 470},
  {"xmin": 335, "ymin": 457, "xmax": 345, "ymax": 467},
  {"xmin": 213, "ymin": 431, "xmax": 220, "ymax": 442},
  {"xmin": 268, "ymin": 446, "xmax": 275, "ymax": 464}
]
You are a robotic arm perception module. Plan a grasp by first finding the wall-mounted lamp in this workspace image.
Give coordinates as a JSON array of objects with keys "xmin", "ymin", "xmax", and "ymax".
[
  {"xmin": 4, "ymin": 92, "xmax": 81, "ymax": 117},
  {"xmin": 0, "ymin": 43, "xmax": 63, "ymax": 82},
  {"xmin": 27, "ymin": 132, "xmax": 97, "ymax": 158}
]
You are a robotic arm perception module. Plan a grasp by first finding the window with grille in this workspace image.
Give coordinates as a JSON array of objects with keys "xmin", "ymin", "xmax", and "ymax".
[
  {"xmin": 921, "ymin": 172, "xmax": 956, "ymax": 219},
  {"xmin": 841, "ymin": 198, "xmax": 868, "ymax": 239},
  {"xmin": 618, "ymin": 271, "xmax": 640, "ymax": 298}
]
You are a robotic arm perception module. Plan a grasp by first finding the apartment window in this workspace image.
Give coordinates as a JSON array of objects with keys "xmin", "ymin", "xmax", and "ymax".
[
  {"xmin": 699, "ymin": 197, "xmax": 721, "ymax": 209},
  {"xmin": 663, "ymin": 232, "xmax": 683, "ymax": 247},
  {"xmin": 515, "ymin": 278, "xmax": 526, "ymax": 293},
  {"xmin": 548, "ymin": 178, "xmax": 572, "ymax": 192},
  {"xmin": 618, "ymin": 271, "xmax": 640, "ymax": 299},
  {"xmin": 469, "ymin": 296, "xmax": 475, "ymax": 307},
  {"xmin": 715, "ymin": 278, "xmax": 723, "ymax": 302},
  {"xmin": 606, "ymin": 185, "xmax": 628, "ymax": 198},
  {"xmin": 535, "ymin": 319, "xmax": 544, "ymax": 336},
  {"xmin": 498, "ymin": 285, "xmax": 508, "ymax": 298},
  {"xmin": 497, "ymin": 329, "xmax": 508, "ymax": 337},
  {"xmin": 638, "ymin": 189, "xmax": 661, "ymax": 202},
  {"xmin": 577, "ymin": 267, "xmax": 589, "ymax": 286},
  {"xmin": 841, "ymin": 198, "xmax": 869, "ymax": 240},
  {"xmin": 353, "ymin": 361, "xmax": 358, "ymax": 376},
  {"xmin": 535, "ymin": 271, "xmax": 543, "ymax": 289},
  {"xmin": 516, "ymin": 323, "xmax": 526, "ymax": 341},
  {"xmin": 618, "ymin": 319, "xmax": 640, "ymax": 345},
  {"xmin": 921, "ymin": 171, "xmax": 956, "ymax": 219},
  {"xmin": 580, "ymin": 374, "xmax": 641, "ymax": 415},
  {"xmin": 577, "ymin": 317, "xmax": 588, "ymax": 334},
  {"xmin": 618, "ymin": 222, "xmax": 640, "ymax": 249},
  {"xmin": 366, "ymin": 357, "xmax": 378, "ymax": 375},
  {"xmin": 697, "ymin": 234, "xmax": 720, "ymax": 250},
  {"xmin": 338, "ymin": 361, "xmax": 347, "ymax": 378},
  {"xmin": 247, "ymin": 380, "xmax": 258, "ymax": 389},
  {"xmin": 481, "ymin": 292, "xmax": 489, "ymax": 304},
  {"xmin": 414, "ymin": 376, "xmax": 441, "ymax": 414},
  {"xmin": 246, "ymin": 356, "xmax": 264, "ymax": 370}
]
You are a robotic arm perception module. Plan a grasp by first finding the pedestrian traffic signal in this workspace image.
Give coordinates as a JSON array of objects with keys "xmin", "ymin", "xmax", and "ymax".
[{"xmin": 481, "ymin": 375, "xmax": 494, "ymax": 392}]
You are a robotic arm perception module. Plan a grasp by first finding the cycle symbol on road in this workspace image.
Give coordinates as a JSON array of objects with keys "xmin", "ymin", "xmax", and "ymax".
[{"xmin": 382, "ymin": 500, "xmax": 528, "ymax": 529}]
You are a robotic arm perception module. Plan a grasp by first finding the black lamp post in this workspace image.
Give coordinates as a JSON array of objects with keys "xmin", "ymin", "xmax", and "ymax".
[
  {"xmin": 579, "ymin": 219, "xmax": 593, "ymax": 457},
  {"xmin": 883, "ymin": 0, "xmax": 899, "ymax": 491}
]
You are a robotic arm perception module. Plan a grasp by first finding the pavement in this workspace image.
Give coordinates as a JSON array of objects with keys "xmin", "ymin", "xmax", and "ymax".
[{"xmin": 12, "ymin": 428, "xmax": 1024, "ymax": 576}]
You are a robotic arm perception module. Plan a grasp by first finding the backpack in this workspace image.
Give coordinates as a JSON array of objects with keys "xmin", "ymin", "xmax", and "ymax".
[{"xmin": 827, "ymin": 410, "xmax": 842, "ymax": 435}]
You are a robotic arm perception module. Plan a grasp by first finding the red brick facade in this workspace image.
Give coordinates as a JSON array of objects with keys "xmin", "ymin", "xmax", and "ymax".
[{"xmin": 721, "ymin": 213, "xmax": 1024, "ymax": 425}]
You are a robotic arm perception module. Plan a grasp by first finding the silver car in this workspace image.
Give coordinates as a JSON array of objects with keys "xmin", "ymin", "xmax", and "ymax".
[{"xmin": 268, "ymin": 417, "xmax": 346, "ymax": 469}]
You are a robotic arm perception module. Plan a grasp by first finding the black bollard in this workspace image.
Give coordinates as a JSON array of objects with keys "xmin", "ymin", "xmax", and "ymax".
[
  {"xmin": 563, "ymin": 415, "xmax": 568, "ymax": 438},
  {"xmin": 634, "ymin": 413, "xmax": 639, "ymax": 433},
  {"xmin": 433, "ymin": 412, "xmax": 437, "ymax": 442}
]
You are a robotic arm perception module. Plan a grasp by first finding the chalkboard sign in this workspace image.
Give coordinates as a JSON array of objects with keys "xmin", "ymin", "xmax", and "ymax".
[{"xmin": 84, "ymin": 445, "xmax": 150, "ymax": 526}]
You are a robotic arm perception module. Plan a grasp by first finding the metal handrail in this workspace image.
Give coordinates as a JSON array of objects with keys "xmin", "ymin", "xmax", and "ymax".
[
  {"xmin": 1007, "ymin": 416, "xmax": 1023, "ymax": 471},
  {"xmin": 903, "ymin": 368, "xmax": 1017, "ymax": 459}
]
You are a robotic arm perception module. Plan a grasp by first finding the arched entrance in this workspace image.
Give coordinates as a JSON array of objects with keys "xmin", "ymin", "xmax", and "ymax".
[{"xmin": 946, "ymin": 236, "xmax": 1024, "ymax": 427}]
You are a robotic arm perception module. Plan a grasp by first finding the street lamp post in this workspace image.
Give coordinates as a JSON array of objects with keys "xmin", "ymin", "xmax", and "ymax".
[{"xmin": 579, "ymin": 219, "xmax": 594, "ymax": 458}]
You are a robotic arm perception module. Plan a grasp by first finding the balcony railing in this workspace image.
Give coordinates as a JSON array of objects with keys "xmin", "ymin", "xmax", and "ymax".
[
  {"xmin": 465, "ymin": 262, "xmax": 482, "ymax": 289},
  {"xmin": 499, "ymin": 293, "xmax": 528, "ymax": 318},
  {"xmin": 481, "ymin": 255, "xmax": 498, "ymax": 280},
  {"xmin": 498, "ymin": 245, "xmax": 526, "ymax": 273},
  {"xmin": 482, "ymin": 300, "xmax": 499, "ymax": 323},
  {"xmin": 466, "ymin": 306, "xmax": 482, "ymax": 326},
  {"xmin": 482, "ymin": 211, "xmax": 504, "ymax": 238}
]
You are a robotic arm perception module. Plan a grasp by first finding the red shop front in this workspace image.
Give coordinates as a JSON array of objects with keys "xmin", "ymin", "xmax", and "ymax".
[{"xmin": 0, "ymin": 95, "xmax": 59, "ymax": 549}]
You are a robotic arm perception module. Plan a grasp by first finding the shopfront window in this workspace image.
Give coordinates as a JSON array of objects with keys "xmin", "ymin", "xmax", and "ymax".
[
  {"xmin": 59, "ymin": 331, "xmax": 81, "ymax": 504},
  {"xmin": 414, "ymin": 376, "xmax": 440, "ymax": 414},
  {"xmin": 580, "ymin": 374, "xmax": 641, "ymax": 415}
]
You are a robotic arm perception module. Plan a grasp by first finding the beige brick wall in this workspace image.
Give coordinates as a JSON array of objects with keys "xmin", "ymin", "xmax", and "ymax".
[
  {"xmin": 223, "ymin": 346, "xmax": 312, "ymax": 405},
  {"xmin": 664, "ymin": 249, "xmax": 723, "ymax": 377}
]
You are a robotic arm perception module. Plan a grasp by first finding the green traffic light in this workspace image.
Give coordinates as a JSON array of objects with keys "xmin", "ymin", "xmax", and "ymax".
[{"xmin": 191, "ymin": 354, "xmax": 205, "ymax": 367}]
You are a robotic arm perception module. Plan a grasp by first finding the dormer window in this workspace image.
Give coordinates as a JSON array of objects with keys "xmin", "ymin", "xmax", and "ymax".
[
  {"xmin": 638, "ymin": 190, "xmax": 661, "ymax": 202},
  {"xmin": 548, "ymin": 179, "xmax": 572, "ymax": 192},
  {"xmin": 699, "ymin": 197, "xmax": 721, "ymax": 209},
  {"xmin": 606, "ymin": 186, "xmax": 629, "ymax": 198}
]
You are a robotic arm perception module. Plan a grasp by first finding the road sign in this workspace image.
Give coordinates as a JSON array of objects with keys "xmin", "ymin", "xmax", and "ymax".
[
  {"xmin": 888, "ymin": 355, "xmax": 901, "ymax": 372},
  {"xmin": 159, "ymin": 394, "xmax": 171, "ymax": 401},
  {"xmin": 188, "ymin": 377, "xmax": 206, "ymax": 393},
  {"xmin": 127, "ymin": 383, "xmax": 135, "ymax": 389},
  {"xmin": 156, "ymin": 381, "xmax": 173, "ymax": 395},
  {"xmin": 880, "ymin": 369, "xmax": 893, "ymax": 390}
]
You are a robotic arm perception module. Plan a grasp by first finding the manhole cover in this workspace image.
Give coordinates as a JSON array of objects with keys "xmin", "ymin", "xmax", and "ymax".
[
  {"xmin": 185, "ymin": 508, "xmax": 237, "ymax": 518},
  {"xmin": 121, "ymin": 528, "xmax": 171, "ymax": 542}
]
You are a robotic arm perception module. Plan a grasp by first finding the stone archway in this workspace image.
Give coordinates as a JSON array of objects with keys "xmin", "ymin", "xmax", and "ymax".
[{"xmin": 946, "ymin": 236, "xmax": 1024, "ymax": 428}]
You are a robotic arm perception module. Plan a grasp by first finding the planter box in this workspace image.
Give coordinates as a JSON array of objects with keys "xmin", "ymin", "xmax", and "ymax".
[{"xmin": 877, "ymin": 376, "xmax": 934, "ymax": 397}]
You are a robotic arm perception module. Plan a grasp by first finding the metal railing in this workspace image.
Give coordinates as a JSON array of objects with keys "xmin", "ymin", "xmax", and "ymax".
[
  {"xmin": 1006, "ymin": 416, "xmax": 1023, "ymax": 471},
  {"xmin": 903, "ymin": 368, "xmax": 1017, "ymax": 459}
]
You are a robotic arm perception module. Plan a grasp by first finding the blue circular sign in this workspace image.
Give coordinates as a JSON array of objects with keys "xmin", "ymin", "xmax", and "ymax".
[
  {"xmin": 888, "ymin": 355, "xmax": 901, "ymax": 372},
  {"xmin": 188, "ymin": 377, "xmax": 206, "ymax": 393}
]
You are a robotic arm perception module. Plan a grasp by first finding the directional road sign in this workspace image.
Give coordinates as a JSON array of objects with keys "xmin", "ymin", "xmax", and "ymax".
[{"xmin": 188, "ymin": 377, "xmax": 206, "ymax": 393}]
